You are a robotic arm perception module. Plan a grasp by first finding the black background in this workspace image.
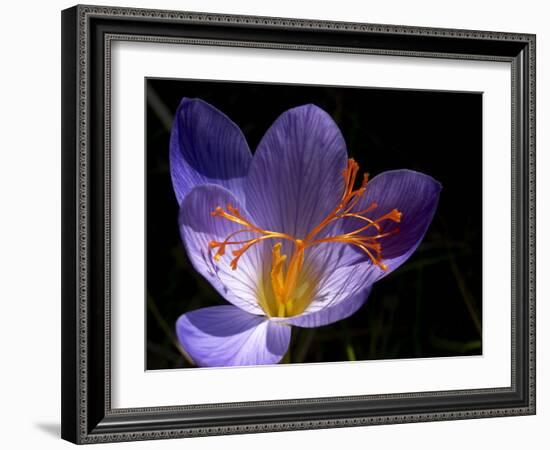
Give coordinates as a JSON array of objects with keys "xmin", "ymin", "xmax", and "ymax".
[{"xmin": 146, "ymin": 79, "xmax": 482, "ymax": 369}]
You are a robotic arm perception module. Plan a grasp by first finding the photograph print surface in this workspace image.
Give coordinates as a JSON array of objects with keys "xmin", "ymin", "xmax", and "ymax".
[{"xmin": 146, "ymin": 79, "xmax": 482, "ymax": 370}]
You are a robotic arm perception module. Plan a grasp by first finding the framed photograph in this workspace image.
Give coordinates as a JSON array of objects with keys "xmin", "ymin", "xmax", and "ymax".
[{"xmin": 61, "ymin": 5, "xmax": 536, "ymax": 444}]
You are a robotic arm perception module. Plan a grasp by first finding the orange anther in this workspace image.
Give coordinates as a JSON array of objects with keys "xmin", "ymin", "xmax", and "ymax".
[{"xmin": 209, "ymin": 158, "xmax": 402, "ymax": 315}]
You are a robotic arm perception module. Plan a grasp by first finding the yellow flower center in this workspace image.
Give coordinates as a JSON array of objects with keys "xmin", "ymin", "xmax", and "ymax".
[{"xmin": 209, "ymin": 159, "xmax": 402, "ymax": 317}]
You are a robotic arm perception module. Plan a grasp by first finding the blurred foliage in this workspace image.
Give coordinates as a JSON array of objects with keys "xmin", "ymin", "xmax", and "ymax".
[{"xmin": 146, "ymin": 79, "xmax": 482, "ymax": 369}]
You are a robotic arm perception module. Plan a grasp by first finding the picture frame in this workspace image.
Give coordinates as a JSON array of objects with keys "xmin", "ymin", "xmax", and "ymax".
[{"xmin": 61, "ymin": 4, "xmax": 536, "ymax": 444}]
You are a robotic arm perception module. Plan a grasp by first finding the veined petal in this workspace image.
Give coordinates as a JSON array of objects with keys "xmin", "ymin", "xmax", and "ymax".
[
  {"xmin": 301, "ymin": 246, "xmax": 379, "ymax": 315},
  {"xmin": 267, "ymin": 243, "xmax": 377, "ymax": 323},
  {"xmin": 179, "ymin": 184, "xmax": 268, "ymax": 315},
  {"xmin": 170, "ymin": 98, "xmax": 252, "ymax": 205},
  {"xmin": 246, "ymin": 104, "xmax": 348, "ymax": 239},
  {"xmin": 342, "ymin": 169, "xmax": 442, "ymax": 275},
  {"xmin": 176, "ymin": 306, "xmax": 290, "ymax": 367},
  {"xmin": 286, "ymin": 286, "xmax": 372, "ymax": 328}
]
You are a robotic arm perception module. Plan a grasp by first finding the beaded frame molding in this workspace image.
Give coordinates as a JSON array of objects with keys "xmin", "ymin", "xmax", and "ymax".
[{"xmin": 61, "ymin": 4, "xmax": 536, "ymax": 444}]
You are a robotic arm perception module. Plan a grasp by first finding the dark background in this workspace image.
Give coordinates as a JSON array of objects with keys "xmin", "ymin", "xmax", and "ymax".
[{"xmin": 146, "ymin": 78, "xmax": 482, "ymax": 370}]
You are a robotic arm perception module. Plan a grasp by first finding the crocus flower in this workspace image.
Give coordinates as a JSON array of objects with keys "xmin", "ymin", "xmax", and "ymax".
[{"xmin": 170, "ymin": 98, "xmax": 441, "ymax": 367}]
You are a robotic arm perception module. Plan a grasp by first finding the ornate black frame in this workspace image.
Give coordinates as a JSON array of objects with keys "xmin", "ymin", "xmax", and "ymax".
[{"xmin": 61, "ymin": 4, "xmax": 536, "ymax": 444}]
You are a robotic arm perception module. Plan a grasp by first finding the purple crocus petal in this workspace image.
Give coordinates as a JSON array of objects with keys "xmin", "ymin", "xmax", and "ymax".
[
  {"xmin": 286, "ymin": 287, "xmax": 372, "ymax": 328},
  {"xmin": 176, "ymin": 306, "xmax": 290, "ymax": 367},
  {"xmin": 170, "ymin": 98, "xmax": 252, "ymax": 205},
  {"xmin": 343, "ymin": 169, "xmax": 442, "ymax": 276},
  {"xmin": 179, "ymin": 184, "xmax": 268, "ymax": 315},
  {"xmin": 269, "ymin": 243, "xmax": 378, "ymax": 326},
  {"xmin": 245, "ymin": 104, "xmax": 347, "ymax": 240},
  {"xmin": 301, "ymin": 248, "xmax": 380, "ymax": 314}
]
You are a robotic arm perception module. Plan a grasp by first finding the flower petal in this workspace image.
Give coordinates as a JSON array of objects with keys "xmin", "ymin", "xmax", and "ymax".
[
  {"xmin": 179, "ymin": 184, "xmax": 268, "ymax": 315},
  {"xmin": 343, "ymin": 169, "xmax": 442, "ymax": 276},
  {"xmin": 176, "ymin": 306, "xmax": 290, "ymax": 367},
  {"xmin": 245, "ymin": 104, "xmax": 348, "ymax": 239},
  {"xmin": 269, "ymin": 243, "xmax": 378, "ymax": 322},
  {"xmin": 301, "ymin": 247, "xmax": 379, "ymax": 313},
  {"xmin": 287, "ymin": 286, "xmax": 371, "ymax": 328},
  {"xmin": 170, "ymin": 98, "xmax": 252, "ymax": 205}
]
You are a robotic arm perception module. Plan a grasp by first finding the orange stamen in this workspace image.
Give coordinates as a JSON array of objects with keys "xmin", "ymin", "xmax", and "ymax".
[
  {"xmin": 208, "ymin": 158, "xmax": 402, "ymax": 316},
  {"xmin": 208, "ymin": 204, "xmax": 296, "ymax": 270}
]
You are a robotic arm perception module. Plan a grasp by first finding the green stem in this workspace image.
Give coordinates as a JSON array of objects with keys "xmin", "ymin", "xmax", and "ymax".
[
  {"xmin": 340, "ymin": 322, "xmax": 357, "ymax": 361},
  {"xmin": 448, "ymin": 256, "xmax": 482, "ymax": 337},
  {"xmin": 281, "ymin": 327, "xmax": 294, "ymax": 364},
  {"xmin": 294, "ymin": 328, "xmax": 316, "ymax": 363},
  {"xmin": 147, "ymin": 294, "xmax": 195, "ymax": 366}
]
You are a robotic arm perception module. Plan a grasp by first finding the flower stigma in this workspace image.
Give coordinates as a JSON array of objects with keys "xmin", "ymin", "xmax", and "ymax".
[{"xmin": 209, "ymin": 159, "xmax": 402, "ymax": 317}]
